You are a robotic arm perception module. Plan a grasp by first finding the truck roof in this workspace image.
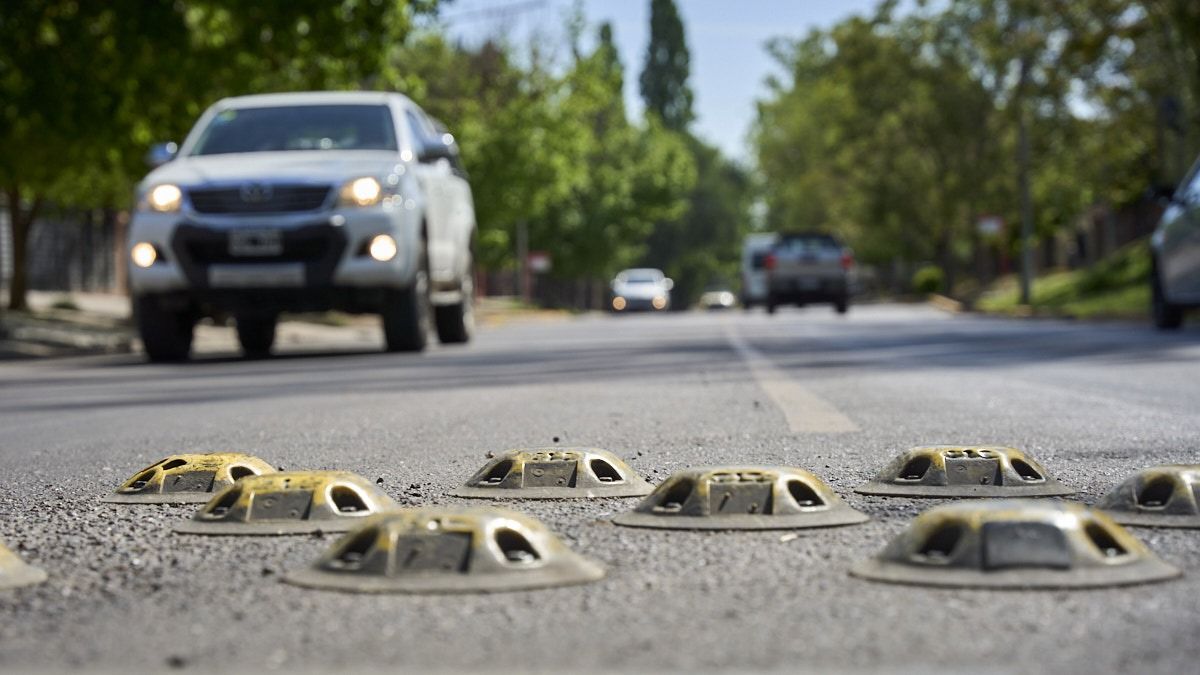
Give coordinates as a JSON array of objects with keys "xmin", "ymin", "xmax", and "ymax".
[{"xmin": 214, "ymin": 91, "xmax": 414, "ymax": 109}]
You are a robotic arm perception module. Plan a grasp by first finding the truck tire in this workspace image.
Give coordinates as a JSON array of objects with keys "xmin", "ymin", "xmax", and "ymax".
[
  {"xmin": 381, "ymin": 251, "xmax": 431, "ymax": 352},
  {"xmin": 1152, "ymin": 270, "xmax": 1183, "ymax": 330},
  {"xmin": 135, "ymin": 294, "xmax": 195, "ymax": 362},
  {"xmin": 236, "ymin": 315, "xmax": 277, "ymax": 358},
  {"xmin": 766, "ymin": 295, "xmax": 778, "ymax": 315},
  {"xmin": 435, "ymin": 261, "xmax": 474, "ymax": 345},
  {"xmin": 834, "ymin": 295, "xmax": 849, "ymax": 315}
]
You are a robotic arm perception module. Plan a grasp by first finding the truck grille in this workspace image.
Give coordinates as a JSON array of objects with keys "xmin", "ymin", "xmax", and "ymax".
[
  {"xmin": 188, "ymin": 185, "xmax": 332, "ymax": 214},
  {"xmin": 179, "ymin": 225, "xmax": 341, "ymax": 265}
]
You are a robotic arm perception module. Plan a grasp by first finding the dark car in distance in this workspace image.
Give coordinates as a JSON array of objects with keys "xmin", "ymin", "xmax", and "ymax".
[{"xmin": 764, "ymin": 232, "xmax": 853, "ymax": 315}]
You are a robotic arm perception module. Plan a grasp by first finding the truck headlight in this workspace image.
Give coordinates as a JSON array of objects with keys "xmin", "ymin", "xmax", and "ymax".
[
  {"xmin": 652, "ymin": 296, "xmax": 667, "ymax": 310},
  {"xmin": 131, "ymin": 242, "xmax": 159, "ymax": 268},
  {"xmin": 339, "ymin": 177, "xmax": 382, "ymax": 207},
  {"xmin": 368, "ymin": 234, "xmax": 398, "ymax": 262},
  {"xmin": 145, "ymin": 184, "xmax": 182, "ymax": 212}
]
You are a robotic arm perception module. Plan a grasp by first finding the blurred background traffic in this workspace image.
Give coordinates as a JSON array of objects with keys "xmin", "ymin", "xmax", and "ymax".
[{"xmin": 1, "ymin": 0, "xmax": 1199, "ymax": 358}]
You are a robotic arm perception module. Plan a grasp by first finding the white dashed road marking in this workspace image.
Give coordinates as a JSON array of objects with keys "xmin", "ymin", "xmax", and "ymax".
[{"xmin": 725, "ymin": 324, "xmax": 859, "ymax": 434}]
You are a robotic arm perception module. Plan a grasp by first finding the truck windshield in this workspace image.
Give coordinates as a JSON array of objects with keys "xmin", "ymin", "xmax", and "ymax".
[
  {"xmin": 190, "ymin": 104, "xmax": 397, "ymax": 156},
  {"xmin": 622, "ymin": 273, "xmax": 660, "ymax": 284},
  {"xmin": 778, "ymin": 235, "xmax": 840, "ymax": 254}
]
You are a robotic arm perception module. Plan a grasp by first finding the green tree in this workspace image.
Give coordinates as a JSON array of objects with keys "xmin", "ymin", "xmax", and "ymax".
[
  {"xmin": 638, "ymin": 0, "xmax": 694, "ymax": 132},
  {"xmin": 756, "ymin": 8, "xmax": 1004, "ymax": 293},
  {"xmin": 635, "ymin": 0, "xmax": 747, "ymax": 306}
]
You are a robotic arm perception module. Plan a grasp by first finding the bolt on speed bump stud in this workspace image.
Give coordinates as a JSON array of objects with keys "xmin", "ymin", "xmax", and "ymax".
[
  {"xmin": 283, "ymin": 506, "xmax": 605, "ymax": 593},
  {"xmin": 611, "ymin": 466, "xmax": 869, "ymax": 530},
  {"xmin": 0, "ymin": 542, "xmax": 47, "ymax": 591},
  {"xmin": 102, "ymin": 452, "xmax": 277, "ymax": 504},
  {"xmin": 855, "ymin": 446, "xmax": 1074, "ymax": 498},
  {"xmin": 174, "ymin": 471, "xmax": 395, "ymax": 535},
  {"xmin": 850, "ymin": 500, "xmax": 1180, "ymax": 589},
  {"xmin": 450, "ymin": 448, "xmax": 653, "ymax": 499},
  {"xmin": 1097, "ymin": 465, "xmax": 1200, "ymax": 529}
]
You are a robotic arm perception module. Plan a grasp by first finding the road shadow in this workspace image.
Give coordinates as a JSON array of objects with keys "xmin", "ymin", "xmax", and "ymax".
[{"xmin": 2, "ymin": 312, "xmax": 1198, "ymax": 415}]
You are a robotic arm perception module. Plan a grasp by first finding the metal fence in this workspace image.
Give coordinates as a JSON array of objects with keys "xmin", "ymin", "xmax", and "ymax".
[{"xmin": 0, "ymin": 203, "xmax": 124, "ymax": 294}]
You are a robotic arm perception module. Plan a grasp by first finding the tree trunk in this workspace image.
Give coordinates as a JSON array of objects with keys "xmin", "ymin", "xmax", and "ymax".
[{"xmin": 5, "ymin": 188, "xmax": 43, "ymax": 312}]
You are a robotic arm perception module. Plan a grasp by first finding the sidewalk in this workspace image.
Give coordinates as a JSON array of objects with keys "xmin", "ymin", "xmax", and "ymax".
[
  {"xmin": 0, "ymin": 292, "xmax": 133, "ymax": 359},
  {"xmin": 0, "ymin": 291, "xmax": 577, "ymax": 359}
]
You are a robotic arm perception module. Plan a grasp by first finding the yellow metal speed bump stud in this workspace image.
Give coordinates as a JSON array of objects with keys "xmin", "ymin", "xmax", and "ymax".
[
  {"xmin": 855, "ymin": 446, "xmax": 1074, "ymax": 498},
  {"xmin": 1097, "ymin": 465, "xmax": 1200, "ymax": 529},
  {"xmin": 174, "ymin": 471, "xmax": 394, "ymax": 535},
  {"xmin": 284, "ymin": 506, "xmax": 605, "ymax": 593},
  {"xmin": 850, "ymin": 500, "xmax": 1180, "ymax": 589},
  {"xmin": 0, "ymin": 541, "xmax": 47, "ymax": 591},
  {"xmin": 450, "ymin": 448, "xmax": 654, "ymax": 499},
  {"xmin": 612, "ymin": 466, "xmax": 869, "ymax": 530},
  {"xmin": 102, "ymin": 452, "xmax": 277, "ymax": 504}
]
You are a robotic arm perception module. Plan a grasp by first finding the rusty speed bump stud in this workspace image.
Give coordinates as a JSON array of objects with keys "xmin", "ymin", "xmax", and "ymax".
[
  {"xmin": 102, "ymin": 452, "xmax": 277, "ymax": 504},
  {"xmin": 174, "ymin": 471, "xmax": 395, "ymax": 535},
  {"xmin": 283, "ymin": 506, "xmax": 605, "ymax": 593},
  {"xmin": 0, "ymin": 541, "xmax": 47, "ymax": 591},
  {"xmin": 1097, "ymin": 465, "xmax": 1200, "ymax": 529},
  {"xmin": 850, "ymin": 500, "xmax": 1180, "ymax": 589},
  {"xmin": 855, "ymin": 446, "xmax": 1074, "ymax": 498},
  {"xmin": 450, "ymin": 448, "xmax": 653, "ymax": 499},
  {"xmin": 611, "ymin": 466, "xmax": 869, "ymax": 530}
]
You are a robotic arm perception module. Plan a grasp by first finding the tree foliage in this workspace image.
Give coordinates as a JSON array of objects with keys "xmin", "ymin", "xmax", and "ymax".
[
  {"xmin": 754, "ymin": 0, "xmax": 1200, "ymax": 294},
  {"xmin": 638, "ymin": 0, "xmax": 694, "ymax": 133}
]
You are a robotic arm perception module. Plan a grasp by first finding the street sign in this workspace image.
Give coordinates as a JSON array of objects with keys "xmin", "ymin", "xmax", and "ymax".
[
  {"xmin": 527, "ymin": 251, "xmax": 552, "ymax": 274},
  {"xmin": 977, "ymin": 215, "xmax": 1004, "ymax": 236}
]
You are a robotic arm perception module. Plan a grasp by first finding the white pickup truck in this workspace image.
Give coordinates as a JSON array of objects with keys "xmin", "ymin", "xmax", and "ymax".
[{"xmin": 128, "ymin": 91, "xmax": 477, "ymax": 361}]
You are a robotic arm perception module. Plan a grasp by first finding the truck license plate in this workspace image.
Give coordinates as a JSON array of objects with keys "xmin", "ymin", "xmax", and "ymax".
[
  {"xmin": 208, "ymin": 264, "xmax": 305, "ymax": 288},
  {"xmin": 229, "ymin": 229, "xmax": 283, "ymax": 257}
]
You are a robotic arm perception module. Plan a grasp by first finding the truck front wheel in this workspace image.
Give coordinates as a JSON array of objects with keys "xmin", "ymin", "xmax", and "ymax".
[
  {"xmin": 1152, "ymin": 269, "xmax": 1184, "ymax": 330},
  {"xmin": 236, "ymin": 315, "xmax": 277, "ymax": 358},
  {"xmin": 381, "ymin": 252, "xmax": 431, "ymax": 352},
  {"xmin": 435, "ymin": 271, "xmax": 474, "ymax": 345},
  {"xmin": 135, "ymin": 295, "xmax": 195, "ymax": 362}
]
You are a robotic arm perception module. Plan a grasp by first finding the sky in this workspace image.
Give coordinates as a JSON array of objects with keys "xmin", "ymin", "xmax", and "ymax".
[{"xmin": 443, "ymin": 0, "xmax": 886, "ymax": 162}]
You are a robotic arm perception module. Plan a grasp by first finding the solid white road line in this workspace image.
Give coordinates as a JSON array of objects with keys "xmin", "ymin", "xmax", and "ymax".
[{"xmin": 724, "ymin": 324, "xmax": 859, "ymax": 434}]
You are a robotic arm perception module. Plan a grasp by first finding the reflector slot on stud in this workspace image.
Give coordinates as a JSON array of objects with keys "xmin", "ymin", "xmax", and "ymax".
[{"xmin": 787, "ymin": 480, "xmax": 825, "ymax": 508}]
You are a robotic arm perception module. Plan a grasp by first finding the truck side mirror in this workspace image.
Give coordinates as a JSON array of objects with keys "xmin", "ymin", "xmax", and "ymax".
[
  {"xmin": 418, "ymin": 141, "xmax": 455, "ymax": 164},
  {"xmin": 1151, "ymin": 184, "xmax": 1188, "ymax": 207},
  {"xmin": 145, "ymin": 142, "xmax": 178, "ymax": 168},
  {"xmin": 663, "ymin": 278, "xmax": 675, "ymax": 291}
]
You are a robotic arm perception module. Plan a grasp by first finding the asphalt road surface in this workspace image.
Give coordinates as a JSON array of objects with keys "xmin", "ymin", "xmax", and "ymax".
[{"xmin": 2, "ymin": 303, "xmax": 1199, "ymax": 674}]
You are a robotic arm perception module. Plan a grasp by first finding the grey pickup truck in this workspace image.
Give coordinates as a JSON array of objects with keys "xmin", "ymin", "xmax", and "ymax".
[{"xmin": 764, "ymin": 232, "xmax": 853, "ymax": 315}]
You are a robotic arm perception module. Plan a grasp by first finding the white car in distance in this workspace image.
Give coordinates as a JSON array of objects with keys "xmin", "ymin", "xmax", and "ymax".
[
  {"xmin": 128, "ymin": 91, "xmax": 477, "ymax": 361},
  {"xmin": 611, "ymin": 268, "xmax": 673, "ymax": 312}
]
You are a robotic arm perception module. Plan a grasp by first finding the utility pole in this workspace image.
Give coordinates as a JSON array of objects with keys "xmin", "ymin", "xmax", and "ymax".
[
  {"xmin": 516, "ymin": 220, "xmax": 529, "ymax": 304},
  {"xmin": 1016, "ymin": 56, "xmax": 1035, "ymax": 306}
]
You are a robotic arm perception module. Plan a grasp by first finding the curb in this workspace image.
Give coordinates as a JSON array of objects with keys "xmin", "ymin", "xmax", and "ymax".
[
  {"xmin": 927, "ymin": 294, "xmax": 964, "ymax": 314},
  {"xmin": 0, "ymin": 314, "xmax": 133, "ymax": 359}
]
